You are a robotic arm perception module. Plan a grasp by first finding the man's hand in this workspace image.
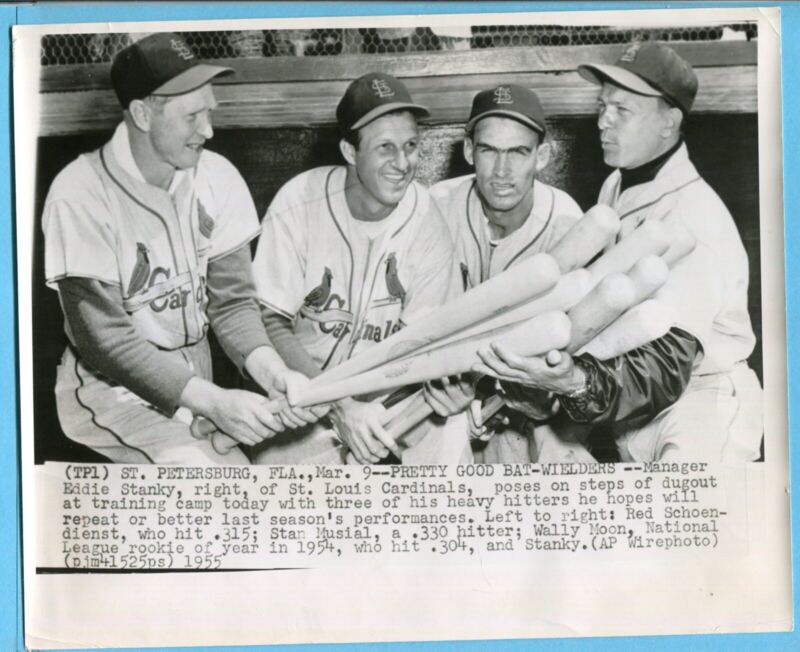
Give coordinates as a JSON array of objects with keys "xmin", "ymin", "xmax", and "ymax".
[
  {"xmin": 473, "ymin": 346, "xmax": 586, "ymax": 396},
  {"xmin": 244, "ymin": 346, "xmax": 329, "ymax": 428},
  {"xmin": 466, "ymin": 399, "xmax": 494, "ymax": 441},
  {"xmin": 271, "ymin": 370, "xmax": 331, "ymax": 428},
  {"xmin": 423, "ymin": 374, "xmax": 477, "ymax": 417},
  {"xmin": 329, "ymin": 397, "xmax": 400, "ymax": 464},
  {"xmin": 204, "ymin": 388, "xmax": 285, "ymax": 446}
]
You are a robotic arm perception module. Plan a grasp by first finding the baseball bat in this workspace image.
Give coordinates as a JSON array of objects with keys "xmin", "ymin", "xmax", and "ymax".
[
  {"xmin": 578, "ymin": 299, "xmax": 672, "ymax": 359},
  {"xmin": 304, "ymin": 253, "xmax": 561, "ymax": 388},
  {"xmin": 587, "ymin": 219, "xmax": 670, "ymax": 282},
  {"xmin": 478, "ymin": 301, "xmax": 672, "ymax": 426},
  {"xmin": 292, "ymin": 311, "xmax": 572, "ymax": 407},
  {"xmin": 565, "ymin": 273, "xmax": 636, "ymax": 353},
  {"xmin": 548, "ymin": 204, "xmax": 621, "ymax": 273},
  {"xmin": 626, "ymin": 255, "xmax": 669, "ymax": 304},
  {"xmin": 191, "ymin": 387, "xmax": 426, "ymax": 455},
  {"xmin": 404, "ymin": 269, "xmax": 594, "ymax": 360}
]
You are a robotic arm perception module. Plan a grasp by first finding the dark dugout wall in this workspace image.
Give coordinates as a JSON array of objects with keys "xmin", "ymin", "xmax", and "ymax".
[{"xmin": 32, "ymin": 113, "xmax": 761, "ymax": 462}]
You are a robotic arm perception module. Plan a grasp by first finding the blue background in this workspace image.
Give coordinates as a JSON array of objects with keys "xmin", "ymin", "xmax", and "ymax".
[{"xmin": 1, "ymin": 2, "xmax": 795, "ymax": 650}]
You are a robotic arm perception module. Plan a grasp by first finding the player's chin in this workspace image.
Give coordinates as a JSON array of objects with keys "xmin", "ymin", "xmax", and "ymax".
[
  {"xmin": 377, "ymin": 179, "xmax": 411, "ymax": 204},
  {"xmin": 178, "ymin": 145, "xmax": 204, "ymax": 168}
]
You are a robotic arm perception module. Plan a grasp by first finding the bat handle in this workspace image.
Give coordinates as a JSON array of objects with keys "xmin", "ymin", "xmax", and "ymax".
[{"xmin": 344, "ymin": 391, "xmax": 433, "ymax": 464}]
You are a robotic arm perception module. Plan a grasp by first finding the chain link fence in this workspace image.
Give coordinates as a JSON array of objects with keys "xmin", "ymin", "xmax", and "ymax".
[{"xmin": 41, "ymin": 23, "xmax": 757, "ymax": 66}]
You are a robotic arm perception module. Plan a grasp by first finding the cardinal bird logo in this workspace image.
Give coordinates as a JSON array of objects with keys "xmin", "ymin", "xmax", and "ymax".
[
  {"xmin": 304, "ymin": 267, "xmax": 333, "ymax": 308},
  {"xmin": 127, "ymin": 242, "xmax": 151, "ymax": 295},
  {"xmin": 385, "ymin": 253, "xmax": 406, "ymax": 303}
]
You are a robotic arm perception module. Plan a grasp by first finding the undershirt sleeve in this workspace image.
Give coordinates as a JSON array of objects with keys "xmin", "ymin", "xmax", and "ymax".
[
  {"xmin": 261, "ymin": 307, "xmax": 323, "ymax": 379},
  {"xmin": 58, "ymin": 277, "xmax": 195, "ymax": 414},
  {"xmin": 558, "ymin": 327, "xmax": 699, "ymax": 429},
  {"xmin": 205, "ymin": 244, "xmax": 271, "ymax": 370}
]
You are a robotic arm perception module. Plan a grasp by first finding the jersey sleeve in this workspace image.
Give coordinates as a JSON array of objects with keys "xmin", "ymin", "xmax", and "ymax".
[
  {"xmin": 251, "ymin": 182, "xmax": 309, "ymax": 319},
  {"xmin": 42, "ymin": 162, "xmax": 120, "ymax": 289},
  {"xmin": 201, "ymin": 153, "xmax": 261, "ymax": 261},
  {"xmin": 401, "ymin": 199, "xmax": 461, "ymax": 324},
  {"xmin": 560, "ymin": 327, "xmax": 698, "ymax": 427}
]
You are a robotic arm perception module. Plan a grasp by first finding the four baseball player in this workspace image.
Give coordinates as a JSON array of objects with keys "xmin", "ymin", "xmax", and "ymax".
[{"xmin": 43, "ymin": 33, "xmax": 763, "ymax": 465}]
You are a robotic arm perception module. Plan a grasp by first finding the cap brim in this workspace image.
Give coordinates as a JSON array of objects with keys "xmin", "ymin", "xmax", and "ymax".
[
  {"xmin": 465, "ymin": 109, "xmax": 545, "ymax": 136},
  {"xmin": 152, "ymin": 64, "xmax": 234, "ymax": 97},
  {"xmin": 350, "ymin": 102, "xmax": 430, "ymax": 130},
  {"xmin": 577, "ymin": 63, "xmax": 662, "ymax": 98}
]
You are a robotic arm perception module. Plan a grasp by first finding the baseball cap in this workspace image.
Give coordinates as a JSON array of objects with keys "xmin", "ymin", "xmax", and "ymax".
[
  {"xmin": 577, "ymin": 41, "xmax": 698, "ymax": 114},
  {"xmin": 465, "ymin": 84, "xmax": 546, "ymax": 136},
  {"xmin": 111, "ymin": 32, "xmax": 233, "ymax": 109},
  {"xmin": 336, "ymin": 72, "xmax": 430, "ymax": 131}
]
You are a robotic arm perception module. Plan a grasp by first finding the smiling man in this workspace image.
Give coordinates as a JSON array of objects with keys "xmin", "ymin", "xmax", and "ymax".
[
  {"xmin": 252, "ymin": 72, "xmax": 465, "ymax": 464},
  {"xmin": 475, "ymin": 43, "xmax": 763, "ymax": 462},
  {"xmin": 428, "ymin": 84, "xmax": 584, "ymax": 463},
  {"xmin": 42, "ymin": 33, "xmax": 317, "ymax": 465}
]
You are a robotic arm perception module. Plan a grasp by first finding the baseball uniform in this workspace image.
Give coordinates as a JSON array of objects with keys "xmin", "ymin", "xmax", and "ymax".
[
  {"xmin": 596, "ymin": 143, "xmax": 762, "ymax": 461},
  {"xmin": 43, "ymin": 122, "xmax": 263, "ymax": 464},
  {"xmin": 251, "ymin": 165, "xmax": 468, "ymax": 464},
  {"xmin": 430, "ymin": 173, "xmax": 584, "ymax": 462}
]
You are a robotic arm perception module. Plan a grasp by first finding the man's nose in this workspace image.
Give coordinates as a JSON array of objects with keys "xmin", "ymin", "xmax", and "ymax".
[
  {"xmin": 197, "ymin": 112, "xmax": 214, "ymax": 140},
  {"xmin": 493, "ymin": 152, "xmax": 510, "ymax": 177},
  {"xmin": 598, "ymin": 107, "xmax": 614, "ymax": 131},
  {"xmin": 393, "ymin": 149, "xmax": 409, "ymax": 172}
]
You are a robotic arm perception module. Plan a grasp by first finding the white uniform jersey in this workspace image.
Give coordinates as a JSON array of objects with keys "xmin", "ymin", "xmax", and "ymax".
[
  {"xmin": 598, "ymin": 143, "xmax": 756, "ymax": 376},
  {"xmin": 430, "ymin": 174, "xmax": 584, "ymax": 464},
  {"xmin": 253, "ymin": 165, "xmax": 460, "ymax": 371},
  {"xmin": 43, "ymin": 122, "xmax": 260, "ymax": 350},
  {"xmin": 430, "ymin": 174, "xmax": 583, "ymax": 288}
]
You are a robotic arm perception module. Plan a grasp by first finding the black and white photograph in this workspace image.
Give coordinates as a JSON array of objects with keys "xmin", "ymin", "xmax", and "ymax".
[
  {"xmin": 15, "ymin": 6, "xmax": 790, "ymax": 648},
  {"xmin": 29, "ymin": 17, "xmax": 766, "ymax": 467}
]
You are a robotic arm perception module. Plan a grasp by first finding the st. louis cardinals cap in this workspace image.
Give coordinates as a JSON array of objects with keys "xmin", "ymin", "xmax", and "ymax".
[
  {"xmin": 577, "ymin": 41, "xmax": 698, "ymax": 114},
  {"xmin": 336, "ymin": 72, "xmax": 430, "ymax": 131},
  {"xmin": 465, "ymin": 84, "xmax": 547, "ymax": 136},
  {"xmin": 111, "ymin": 32, "xmax": 233, "ymax": 109}
]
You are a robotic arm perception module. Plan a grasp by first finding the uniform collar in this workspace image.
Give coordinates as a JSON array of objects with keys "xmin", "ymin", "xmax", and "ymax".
[
  {"xmin": 111, "ymin": 122, "xmax": 187, "ymax": 195},
  {"xmin": 619, "ymin": 138, "xmax": 684, "ymax": 193},
  {"xmin": 607, "ymin": 143, "xmax": 700, "ymax": 220}
]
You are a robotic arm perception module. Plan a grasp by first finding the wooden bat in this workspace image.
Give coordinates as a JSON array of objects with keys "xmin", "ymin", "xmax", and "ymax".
[
  {"xmin": 191, "ymin": 388, "xmax": 425, "ymax": 455},
  {"xmin": 565, "ymin": 273, "xmax": 636, "ymax": 353},
  {"xmin": 401, "ymin": 269, "xmax": 593, "ymax": 360},
  {"xmin": 292, "ymin": 310, "xmax": 572, "ymax": 407},
  {"xmin": 548, "ymin": 204, "xmax": 621, "ymax": 272},
  {"xmin": 578, "ymin": 299, "xmax": 672, "ymax": 358},
  {"xmin": 306, "ymin": 253, "xmax": 561, "ymax": 388},
  {"xmin": 587, "ymin": 219, "xmax": 670, "ymax": 282},
  {"xmin": 627, "ymin": 255, "xmax": 669, "ymax": 304}
]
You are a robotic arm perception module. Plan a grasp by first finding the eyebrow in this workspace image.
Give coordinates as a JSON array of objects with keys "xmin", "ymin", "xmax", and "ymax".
[{"xmin": 474, "ymin": 142, "xmax": 532, "ymax": 152}]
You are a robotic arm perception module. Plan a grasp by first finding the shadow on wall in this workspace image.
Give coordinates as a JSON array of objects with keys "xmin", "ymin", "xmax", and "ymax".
[{"xmin": 32, "ymin": 114, "xmax": 761, "ymax": 463}]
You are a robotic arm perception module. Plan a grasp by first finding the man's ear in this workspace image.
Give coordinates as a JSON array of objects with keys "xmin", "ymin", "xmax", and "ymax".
[
  {"xmin": 339, "ymin": 138, "xmax": 357, "ymax": 166},
  {"xmin": 535, "ymin": 142, "xmax": 551, "ymax": 172},
  {"xmin": 667, "ymin": 107, "xmax": 684, "ymax": 136},
  {"xmin": 127, "ymin": 99, "xmax": 151, "ymax": 133},
  {"xmin": 463, "ymin": 137, "xmax": 475, "ymax": 166}
]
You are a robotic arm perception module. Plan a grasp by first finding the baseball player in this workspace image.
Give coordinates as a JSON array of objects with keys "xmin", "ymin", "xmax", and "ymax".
[
  {"xmin": 427, "ymin": 84, "xmax": 584, "ymax": 464},
  {"xmin": 251, "ymin": 72, "xmax": 468, "ymax": 465},
  {"xmin": 474, "ymin": 42, "xmax": 763, "ymax": 462},
  {"xmin": 42, "ymin": 33, "xmax": 317, "ymax": 465}
]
